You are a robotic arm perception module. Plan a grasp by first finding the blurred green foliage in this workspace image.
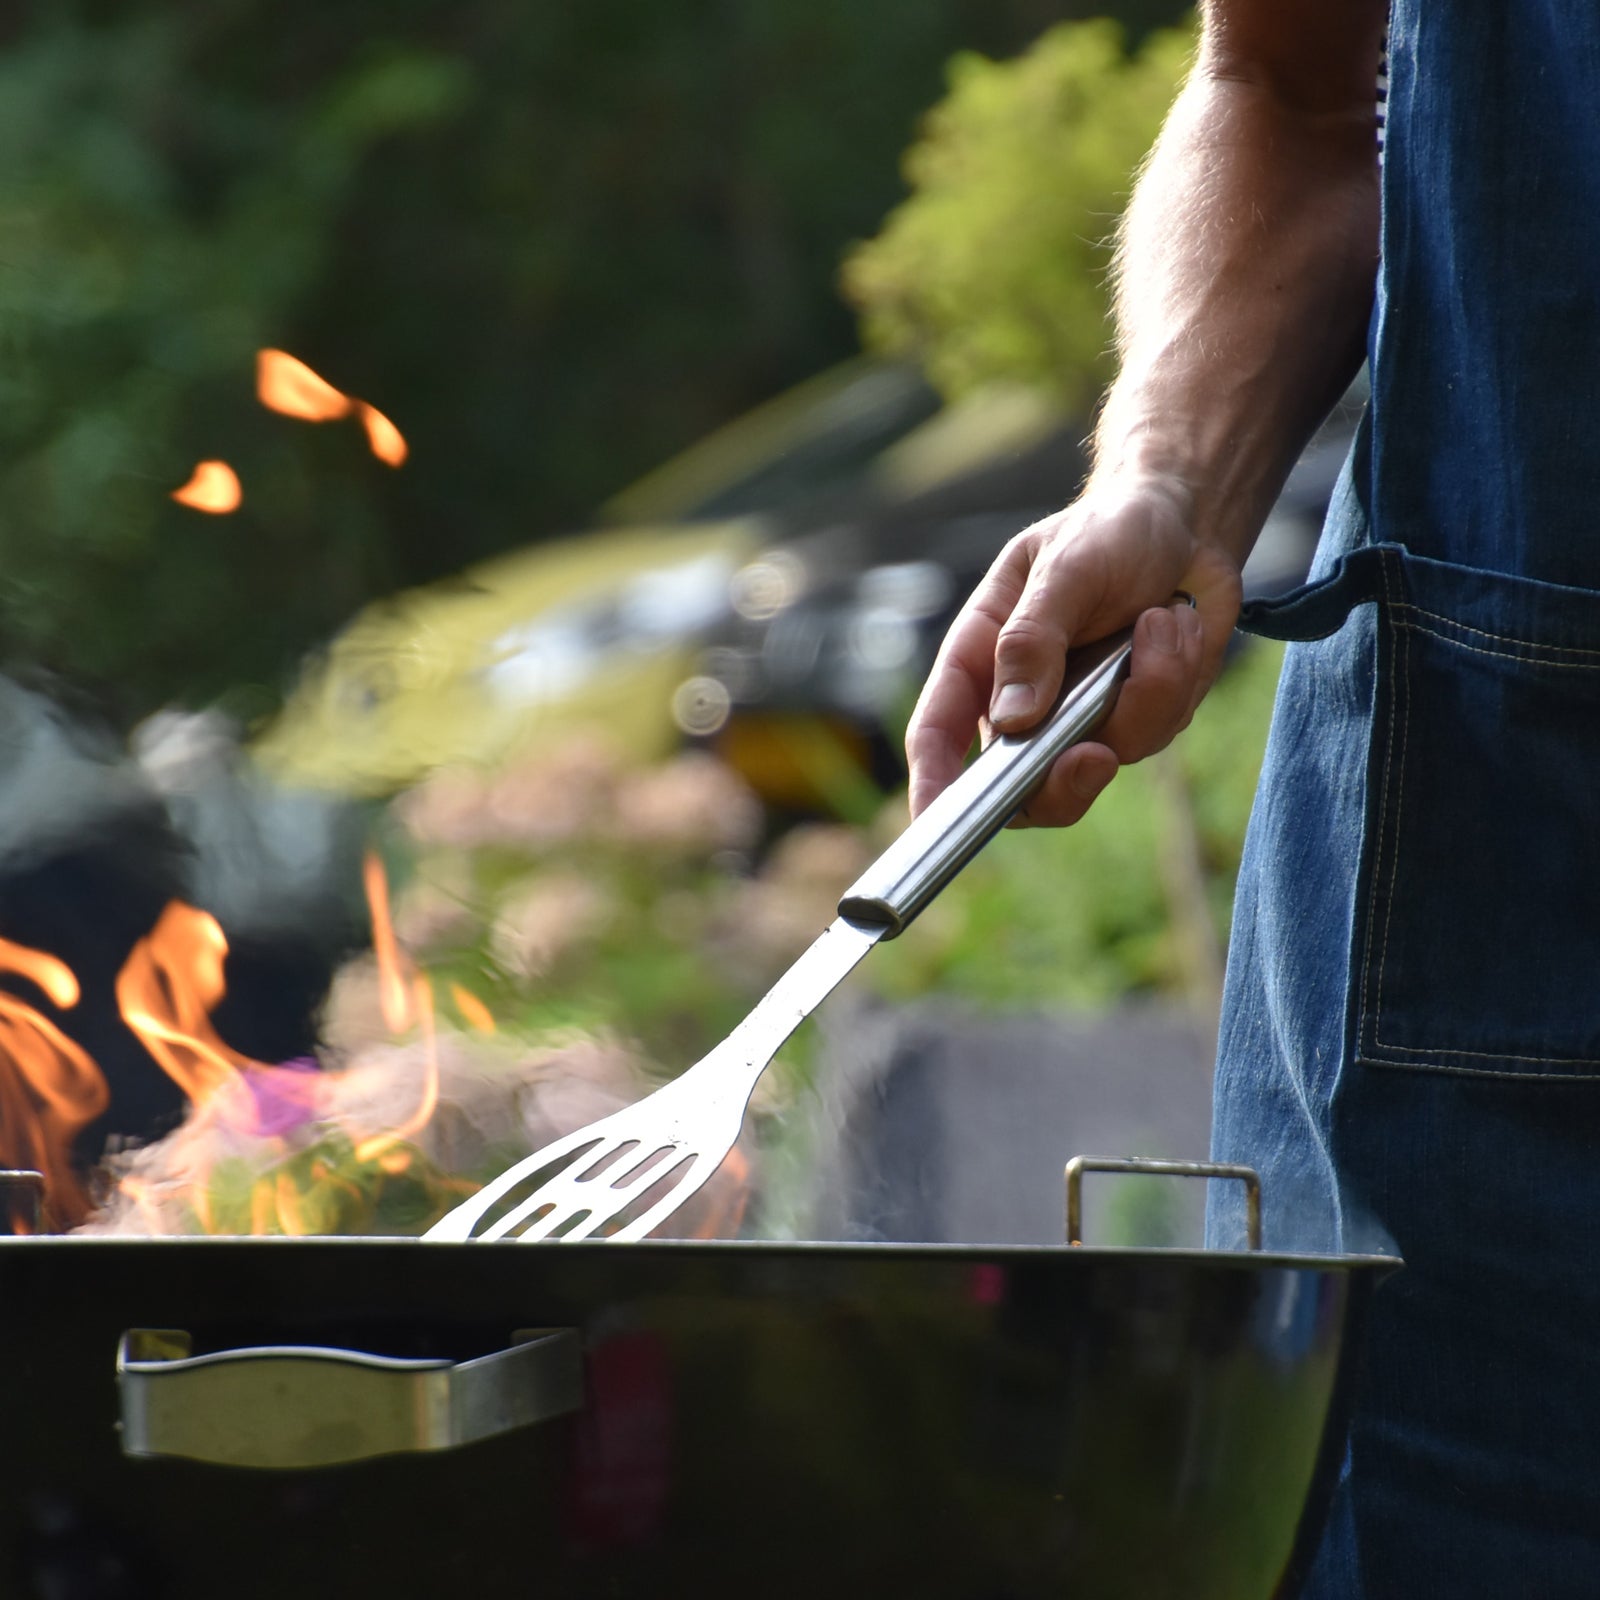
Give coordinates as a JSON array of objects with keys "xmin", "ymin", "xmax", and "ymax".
[
  {"xmin": 0, "ymin": 0, "xmax": 1184, "ymax": 723},
  {"xmin": 843, "ymin": 15, "xmax": 1195, "ymax": 409},
  {"xmin": 191, "ymin": 1136, "xmax": 453, "ymax": 1236},
  {"xmin": 0, "ymin": 9, "xmax": 474, "ymax": 717}
]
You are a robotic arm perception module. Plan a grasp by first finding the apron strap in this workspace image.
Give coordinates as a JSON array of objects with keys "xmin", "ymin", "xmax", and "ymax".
[{"xmin": 1238, "ymin": 545, "xmax": 1400, "ymax": 643}]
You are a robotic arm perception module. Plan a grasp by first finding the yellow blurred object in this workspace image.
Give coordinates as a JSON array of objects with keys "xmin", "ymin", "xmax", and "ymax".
[
  {"xmin": 254, "ymin": 521, "xmax": 758, "ymax": 796},
  {"xmin": 715, "ymin": 712, "xmax": 881, "ymax": 822}
]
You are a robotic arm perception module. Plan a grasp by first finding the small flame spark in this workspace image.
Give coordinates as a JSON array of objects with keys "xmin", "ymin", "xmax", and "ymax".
[
  {"xmin": 353, "ymin": 974, "xmax": 439, "ymax": 1164},
  {"xmin": 256, "ymin": 350, "xmax": 353, "ymax": 422},
  {"xmin": 450, "ymin": 983, "xmax": 496, "ymax": 1035},
  {"xmin": 0, "ymin": 937, "xmax": 81, "ymax": 1011},
  {"xmin": 364, "ymin": 852, "xmax": 414, "ymax": 1035},
  {"xmin": 171, "ymin": 460, "xmax": 242, "ymax": 514},
  {"xmin": 256, "ymin": 349, "xmax": 408, "ymax": 465},
  {"xmin": 349, "ymin": 852, "xmax": 441, "ymax": 1165},
  {"xmin": 357, "ymin": 402, "xmax": 408, "ymax": 467}
]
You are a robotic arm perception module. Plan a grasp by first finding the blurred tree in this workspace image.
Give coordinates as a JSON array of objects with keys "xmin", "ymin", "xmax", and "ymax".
[
  {"xmin": 842, "ymin": 16, "xmax": 1195, "ymax": 411},
  {"xmin": 0, "ymin": 7, "xmax": 473, "ymax": 718},
  {"xmin": 0, "ymin": 0, "xmax": 1185, "ymax": 723}
]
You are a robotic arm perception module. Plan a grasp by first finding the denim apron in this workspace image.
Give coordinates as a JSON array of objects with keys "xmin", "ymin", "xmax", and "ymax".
[{"xmin": 1208, "ymin": 3, "xmax": 1600, "ymax": 1594}]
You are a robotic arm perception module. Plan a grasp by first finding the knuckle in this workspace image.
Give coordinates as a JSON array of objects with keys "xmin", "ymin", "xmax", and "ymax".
[
  {"xmin": 1001, "ymin": 527, "xmax": 1040, "ymax": 562},
  {"xmin": 996, "ymin": 611, "xmax": 1066, "ymax": 659}
]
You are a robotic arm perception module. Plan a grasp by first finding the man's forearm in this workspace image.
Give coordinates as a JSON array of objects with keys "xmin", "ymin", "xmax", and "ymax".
[
  {"xmin": 1094, "ymin": 9, "xmax": 1385, "ymax": 564},
  {"xmin": 903, "ymin": 3, "xmax": 1390, "ymax": 822}
]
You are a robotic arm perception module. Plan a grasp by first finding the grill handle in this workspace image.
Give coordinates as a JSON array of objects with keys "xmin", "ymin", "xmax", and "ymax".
[
  {"xmin": 0, "ymin": 1170, "xmax": 45, "ymax": 1235},
  {"xmin": 838, "ymin": 628, "xmax": 1133, "ymax": 938},
  {"xmin": 1064, "ymin": 1156, "xmax": 1263, "ymax": 1250},
  {"xmin": 118, "ymin": 1327, "xmax": 582, "ymax": 1469}
]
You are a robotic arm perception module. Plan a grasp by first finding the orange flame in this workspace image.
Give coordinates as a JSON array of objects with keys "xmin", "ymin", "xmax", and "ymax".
[
  {"xmin": 171, "ymin": 460, "xmax": 242, "ymax": 514},
  {"xmin": 249, "ymin": 1179, "xmax": 276, "ymax": 1236},
  {"xmin": 0, "ymin": 936, "xmax": 110, "ymax": 1229},
  {"xmin": 256, "ymin": 349, "xmax": 408, "ymax": 465},
  {"xmin": 450, "ymin": 983, "xmax": 496, "ymax": 1035},
  {"xmin": 256, "ymin": 349, "xmax": 353, "ymax": 422},
  {"xmin": 364, "ymin": 852, "xmax": 414, "ymax": 1035},
  {"xmin": 114, "ymin": 864, "xmax": 440, "ymax": 1179},
  {"xmin": 111, "ymin": 902, "xmax": 332, "ymax": 1233},
  {"xmin": 353, "ymin": 974, "xmax": 438, "ymax": 1164},
  {"xmin": 114, "ymin": 904, "xmax": 261, "ymax": 1108},
  {"xmin": 349, "ymin": 851, "xmax": 440, "ymax": 1165},
  {"xmin": 6, "ymin": 839, "xmax": 456, "ymax": 1234},
  {"xmin": 357, "ymin": 402, "xmax": 408, "ymax": 467},
  {"xmin": 0, "ymin": 937, "xmax": 80, "ymax": 1012}
]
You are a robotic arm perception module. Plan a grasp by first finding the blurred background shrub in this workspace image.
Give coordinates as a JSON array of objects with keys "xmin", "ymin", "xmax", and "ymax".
[
  {"xmin": 844, "ymin": 17, "xmax": 1194, "ymax": 408},
  {"xmin": 0, "ymin": 0, "xmax": 1187, "ymax": 723}
]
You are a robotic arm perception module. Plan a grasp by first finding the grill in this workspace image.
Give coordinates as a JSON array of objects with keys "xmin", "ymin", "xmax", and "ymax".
[{"xmin": 0, "ymin": 1165, "xmax": 1394, "ymax": 1600}]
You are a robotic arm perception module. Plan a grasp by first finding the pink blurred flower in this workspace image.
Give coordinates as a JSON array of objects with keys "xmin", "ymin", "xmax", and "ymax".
[
  {"xmin": 608, "ymin": 753, "xmax": 762, "ymax": 857},
  {"xmin": 489, "ymin": 872, "xmax": 613, "ymax": 979}
]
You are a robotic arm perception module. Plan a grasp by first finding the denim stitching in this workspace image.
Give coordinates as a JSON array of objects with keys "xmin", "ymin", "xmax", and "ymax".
[
  {"xmin": 1363, "ymin": 549, "xmax": 1404, "ymax": 1059},
  {"xmin": 1367, "ymin": 1038, "xmax": 1600, "ymax": 1066},
  {"xmin": 1383, "ymin": 555, "xmax": 1414, "ymax": 1054},
  {"xmin": 1395, "ymin": 602, "xmax": 1600, "ymax": 660},
  {"xmin": 1393, "ymin": 615, "xmax": 1600, "ymax": 670},
  {"xmin": 1361, "ymin": 1054, "xmax": 1600, "ymax": 1082},
  {"xmin": 1356, "ymin": 551, "xmax": 1398, "ymax": 1055}
]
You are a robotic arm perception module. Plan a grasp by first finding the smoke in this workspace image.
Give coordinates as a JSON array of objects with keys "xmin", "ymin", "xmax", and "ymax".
[{"xmin": 77, "ymin": 1025, "xmax": 754, "ymax": 1239}]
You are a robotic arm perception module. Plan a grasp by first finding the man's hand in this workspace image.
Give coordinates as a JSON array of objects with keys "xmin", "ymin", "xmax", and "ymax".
[{"xmin": 905, "ymin": 476, "xmax": 1242, "ymax": 823}]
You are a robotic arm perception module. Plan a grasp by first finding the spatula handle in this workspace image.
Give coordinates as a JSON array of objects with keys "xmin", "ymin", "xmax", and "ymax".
[{"xmin": 838, "ymin": 627, "xmax": 1133, "ymax": 937}]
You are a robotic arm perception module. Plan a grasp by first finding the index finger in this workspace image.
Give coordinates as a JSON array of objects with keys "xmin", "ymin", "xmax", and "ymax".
[{"xmin": 905, "ymin": 536, "xmax": 1035, "ymax": 815}]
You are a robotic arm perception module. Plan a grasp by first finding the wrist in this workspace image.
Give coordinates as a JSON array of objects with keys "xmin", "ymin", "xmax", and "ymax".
[{"xmin": 1088, "ymin": 402, "xmax": 1284, "ymax": 569}]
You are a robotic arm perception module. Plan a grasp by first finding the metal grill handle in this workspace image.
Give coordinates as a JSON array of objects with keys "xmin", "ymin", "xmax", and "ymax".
[
  {"xmin": 1064, "ymin": 1156, "xmax": 1263, "ymax": 1250},
  {"xmin": 0, "ymin": 1170, "xmax": 45, "ymax": 1235},
  {"xmin": 118, "ymin": 1327, "xmax": 583, "ymax": 1469}
]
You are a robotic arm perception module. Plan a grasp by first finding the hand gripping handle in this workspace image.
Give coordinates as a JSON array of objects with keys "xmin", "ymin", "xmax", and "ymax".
[{"xmin": 838, "ymin": 626, "xmax": 1134, "ymax": 938}]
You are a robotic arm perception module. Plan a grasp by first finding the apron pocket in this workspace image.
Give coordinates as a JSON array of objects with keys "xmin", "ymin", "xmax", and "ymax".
[{"xmin": 1349, "ymin": 547, "xmax": 1600, "ymax": 1079}]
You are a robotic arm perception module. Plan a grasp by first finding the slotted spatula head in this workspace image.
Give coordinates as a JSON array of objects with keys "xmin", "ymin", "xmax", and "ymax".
[{"xmin": 425, "ymin": 919, "xmax": 885, "ymax": 1241}]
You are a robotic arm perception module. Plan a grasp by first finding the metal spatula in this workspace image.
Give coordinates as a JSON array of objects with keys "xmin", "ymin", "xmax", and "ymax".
[{"xmin": 424, "ymin": 626, "xmax": 1134, "ymax": 1244}]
